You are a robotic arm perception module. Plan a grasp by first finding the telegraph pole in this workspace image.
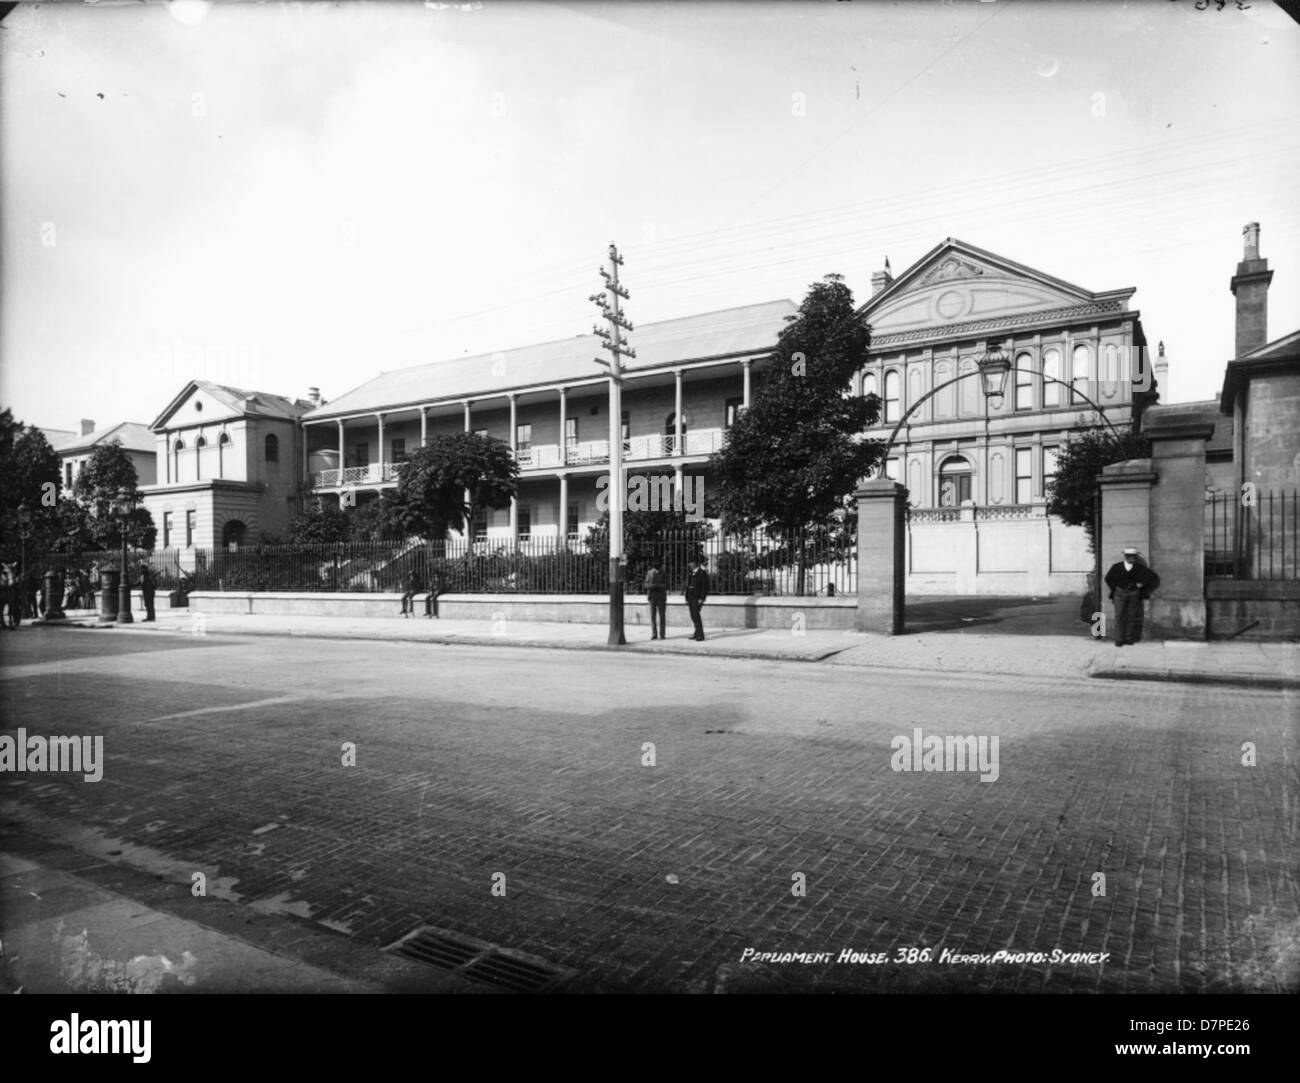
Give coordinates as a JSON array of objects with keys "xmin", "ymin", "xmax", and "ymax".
[{"xmin": 591, "ymin": 243, "xmax": 635, "ymax": 646}]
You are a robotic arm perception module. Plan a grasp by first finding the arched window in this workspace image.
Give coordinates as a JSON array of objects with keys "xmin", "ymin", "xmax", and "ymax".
[
  {"xmin": 1042, "ymin": 348, "xmax": 1062, "ymax": 407},
  {"xmin": 1014, "ymin": 352, "xmax": 1034, "ymax": 411},
  {"xmin": 219, "ymin": 432, "xmax": 231, "ymax": 446},
  {"xmin": 862, "ymin": 372, "xmax": 877, "ymax": 400},
  {"xmin": 1071, "ymin": 345, "xmax": 1091, "ymax": 405},
  {"xmin": 222, "ymin": 519, "xmax": 247, "ymax": 551},
  {"xmin": 195, "ymin": 435, "xmax": 207, "ymax": 448},
  {"xmin": 174, "ymin": 439, "xmax": 185, "ymax": 452},
  {"xmin": 938, "ymin": 456, "xmax": 973, "ymax": 507},
  {"xmin": 265, "ymin": 433, "xmax": 280, "ymax": 463},
  {"xmin": 883, "ymin": 370, "xmax": 901, "ymax": 424}
]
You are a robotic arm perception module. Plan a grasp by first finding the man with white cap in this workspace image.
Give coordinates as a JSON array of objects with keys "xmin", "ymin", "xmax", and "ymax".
[{"xmin": 1103, "ymin": 545, "xmax": 1160, "ymax": 646}]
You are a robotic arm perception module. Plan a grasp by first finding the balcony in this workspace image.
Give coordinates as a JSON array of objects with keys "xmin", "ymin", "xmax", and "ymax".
[
  {"xmin": 515, "ymin": 429, "xmax": 726, "ymax": 471},
  {"xmin": 313, "ymin": 463, "xmax": 401, "ymax": 488}
]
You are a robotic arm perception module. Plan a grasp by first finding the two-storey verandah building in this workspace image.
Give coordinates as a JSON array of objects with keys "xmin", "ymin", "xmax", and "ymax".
[{"xmin": 299, "ymin": 301, "xmax": 796, "ymax": 545}]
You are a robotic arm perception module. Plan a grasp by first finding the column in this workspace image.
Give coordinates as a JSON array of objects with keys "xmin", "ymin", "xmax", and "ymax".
[
  {"xmin": 559, "ymin": 473, "xmax": 569, "ymax": 545},
  {"xmin": 742, "ymin": 360, "xmax": 752, "ymax": 409},
  {"xmin": 508, "ymin": 395, "xmax": 518, "ymax": 544},
  {"xmin": 336, "ymin": 419, "xmax": 345, "ymax": 483},
  {"xmin": 376, "ymin": 412, "xmax": 385, "ymax": 483},
  {"xmin": 463, "ymin": 400, "xmax": 472, "ymax": 432},
  {"xmin": 462, "ymin": 401, "xmax": 472, "ymax": 532},
  {"xmin": 855, "ymin": 479, "xmax": 906, "ymax": 634},
  {"xmin": 674, "ymin": 369, "xmax": 683, "ymax": 456},
  {"xmin": 558, "ymin": 387, "xmax": 568, "ymax": 466},
  {"xmin": 420, "ymin": 407, "xmax": 427, "ymax": 448}
]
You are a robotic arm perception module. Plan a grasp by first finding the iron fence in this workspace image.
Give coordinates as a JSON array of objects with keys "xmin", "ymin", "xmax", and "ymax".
[
  {"xmin": 25, "ymin": 531, "xmax": 856, "ymax": 598},
  {"xmin": 1205, "ymin": 489, "xmax": 1298, "ymax": 580}
]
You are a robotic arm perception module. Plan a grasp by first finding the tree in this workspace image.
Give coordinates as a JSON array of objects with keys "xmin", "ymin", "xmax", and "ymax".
[
  {"xmin": 287, "ymin": 500, "xmax": 352, "ymax": 544},
  {"xmin": 1046, "ymin": 428, "xmax": 1151, "ymax": 551},
  {"xmin": 395, "ymin": 432, "xmax": 519, "ymax": 541},
  {"xmin": 347, "ymin": 491, "xmax": 412, "ymax": 543},
  {"xmin": 586, "ymin": 508, "xmax": 715, "ymax": 590},
  {"xmin": 708, "ymin": 274, "xmax": 880, "ymax": 592},
  {"xmin": 71, "ymin": 439, "xmax": 157, "ymax": 551},
  {"xmin": 0, "ymin": 409, "xmax": 62, "ymax": 563}
]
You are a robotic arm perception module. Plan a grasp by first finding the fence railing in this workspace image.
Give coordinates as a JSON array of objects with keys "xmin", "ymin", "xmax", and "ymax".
[
  {"xmin": 1205, "ymin": 489, "xmax": 1298, "ymax": 580},
  {"xmin": 25, "ymin": 531, "xmax": 855, "ymax": 598}
]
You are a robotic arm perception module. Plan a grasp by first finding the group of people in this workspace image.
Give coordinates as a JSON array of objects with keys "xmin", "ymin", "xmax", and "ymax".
[
  {"xmin": 400, "ymin": 571, "xmax": 443, "ymax": 618},
  {"xmin": 0, "ymin": 561, "xmax": 160, "ymax": 627},
  {"xmin": 643, "ymin": 556, "xmax": 710, "ymax": 641}
]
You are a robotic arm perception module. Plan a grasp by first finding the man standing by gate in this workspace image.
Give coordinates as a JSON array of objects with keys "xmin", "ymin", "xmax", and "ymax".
[{"xmin": 1104, "ymin": 545, "xmax": 1160, "ymax": 646}]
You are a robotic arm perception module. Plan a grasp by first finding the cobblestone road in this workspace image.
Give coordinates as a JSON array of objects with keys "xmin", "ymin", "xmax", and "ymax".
[{"xmin": 1, "ymin": 628, "xmax": 1295, "ymax": 993}]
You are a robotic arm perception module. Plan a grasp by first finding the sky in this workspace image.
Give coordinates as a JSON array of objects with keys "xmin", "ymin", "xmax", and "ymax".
[{"xmin": 3, "ymin": 0, "xmax": 1298, "ymax": 433}]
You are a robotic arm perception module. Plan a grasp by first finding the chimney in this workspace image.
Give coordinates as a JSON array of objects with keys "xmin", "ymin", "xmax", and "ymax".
[
  {"xmin": 871, "ymin": 255, "xmax": 893, "ymax": 297},
  {"xmin": 307, "ymin": 387, "xmax": 321, "ymax": 406},
  {"xmin": 1229, "ymin": 221, "xmax": 1272, "ymax": 357},
  {"xmin": 1153, "ymin": 341, "xmax": 1168, "ymax": 397},
  {"xmin": 80, "ymin": 418, "xmax": 95, "ymax": 436}
]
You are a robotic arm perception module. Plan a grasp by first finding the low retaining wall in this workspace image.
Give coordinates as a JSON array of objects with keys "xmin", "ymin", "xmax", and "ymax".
[
  {"xmin": 187, "ymin": 591, "xmax": 858, "ymax": 631},
  {"xmin": 1205, "ymin": 580, "xmax": 1300, "ymax": 640}
]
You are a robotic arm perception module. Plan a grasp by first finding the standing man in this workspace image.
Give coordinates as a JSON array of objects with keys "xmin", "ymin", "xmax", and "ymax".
[
  {"xmin": 139, "ymin": 562, "xmax": 156, "ymax": 622},
  {"xmin": 425, "ymin": 570, "xmax": 442, "ymax": 619},
  {"xmin": 685, "ymin": 555, "xmax": 709, "ymax": 642},
  {"xmin": 1104, "ymin": 545, "xmax": 1160, "ymax": 646},
  {"xmin": 644, "ymin": 558, "xmax": 667, "ymax": 640}
]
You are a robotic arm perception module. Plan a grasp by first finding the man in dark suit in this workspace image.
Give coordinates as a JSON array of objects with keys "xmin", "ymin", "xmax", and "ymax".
[
  {"xmin": 685, "ymin": 556, "xmax": 709, "ymax": 641},
  {"xmin": 138, "ymin": 563, "xmax": 157, "ymax": 622},
  {"xmin": 1103, "ymin": 545, "xmax": 1160, "ymax": 646},
  {"xmin": 644, "ymin": 558, "xmax": 667, "ymax": 639}
]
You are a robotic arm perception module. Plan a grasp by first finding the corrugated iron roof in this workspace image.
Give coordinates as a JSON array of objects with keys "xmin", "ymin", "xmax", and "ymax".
[
  {"xmin": 51, "ymin": 421, "xmax": 155, "ymax": 454},
  {"xmin": 304, "ymin": 300, "xmax": 796, "ymax": 419}
]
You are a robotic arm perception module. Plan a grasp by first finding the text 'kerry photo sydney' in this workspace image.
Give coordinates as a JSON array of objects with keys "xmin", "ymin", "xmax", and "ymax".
[{"xmin": 0, "ymin": 0, "xmax": 1296, "ymax": 1056}]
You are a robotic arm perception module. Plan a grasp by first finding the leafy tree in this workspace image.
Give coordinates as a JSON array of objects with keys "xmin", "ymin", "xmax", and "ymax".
[
  {"xmin": 71, "ymin": 439, "xmax": 157, "ymax": 550},
  {"xmin": 586, "ymin": 508, "xmax": 715, "ymax": 591},
  {"xmin": 395, "ymin": 432, "xmax": 519, "ymax": 541},
  {"xmin": 0, "ymin": 408, "xmax": 62, "ymax": 563},
  {"xmin": 708, "ymin": 274, "xmax": 880, "ymax": 592},
  {"xmin": 287, "ymin": 500, "xmax": 352, "ymax": 544},
  {"xmin": 1046, "ymin": 428, "xmax": 1152, "ymax": 551},
  {"xmin": 347, "ymin": 491, "xmax": 412, "ymax": 543}
]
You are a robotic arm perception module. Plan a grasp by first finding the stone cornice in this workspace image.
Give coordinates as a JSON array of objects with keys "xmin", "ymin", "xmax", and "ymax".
[{"xmin": 867, "ymin": 300, "xmax": 1128, "ymax": 351}]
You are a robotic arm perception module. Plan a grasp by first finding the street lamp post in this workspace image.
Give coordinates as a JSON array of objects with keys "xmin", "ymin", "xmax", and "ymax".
[{"xmin": 117, "ymin": 491, "xmax": 134, "ymax": 624}]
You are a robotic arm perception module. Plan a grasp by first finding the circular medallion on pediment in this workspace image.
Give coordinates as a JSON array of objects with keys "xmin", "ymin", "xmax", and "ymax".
[{"xmin": 934, "ymin": 289, "xmax": 970, "ymax": 321}]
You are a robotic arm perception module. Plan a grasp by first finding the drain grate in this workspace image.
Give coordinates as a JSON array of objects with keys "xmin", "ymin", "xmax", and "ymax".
[{"xmin": 384, "ymin": 925, "xmax": 571, "ymax": 993}]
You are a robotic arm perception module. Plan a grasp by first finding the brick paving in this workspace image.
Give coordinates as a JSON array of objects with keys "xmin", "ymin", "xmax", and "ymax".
[{"xmin": 0, "ymin": 628, "xmax": 1295, "ymax": 993}]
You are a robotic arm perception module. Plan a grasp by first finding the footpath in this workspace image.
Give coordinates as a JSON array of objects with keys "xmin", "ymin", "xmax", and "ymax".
[{"xmin": 41, "ymin": 606, "xmax": 1299, "ymax": 689}]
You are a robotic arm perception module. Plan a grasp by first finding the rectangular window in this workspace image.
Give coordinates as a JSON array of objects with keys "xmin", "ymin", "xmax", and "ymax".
[
  {"xmin": 163, "ymin": 512, "xmax": 173, "ymax": 550},
  {"xmin": 621, "ymin": 411, "xmax": 630, "ymax": 448},
  {"xmin": 725, "ymin": 398, "xmax": 744, "ymax": 429},
  {"xmin": 1015, "ymin": 448, "xmax": 1033, "ymax": 505},
  {"xmin": 474, "ymin": 428, "xmax": 489, "ymax": 439},
  {"xmin": 1014, "ymin": 355, "xmax": 1034, "ymax": 411},
  {"xmin": 517, "ymin": 506, "xmax": 531, "ymax": 541},
  {"xmin": 885, "ymin": 458, "xmax": 900, "ymax": 482},
  {"xmin": 1043, "ymin": 446, "xmax": 1059, "ymax": 496},
  {"xmin": 65, "ymin": 462, "xmax": 73, "ymax": 488},
  {"xmin": 185, "ymin": 509, "xmax": 196, "ymax": 549},
  {"xmin": 350, "ymin": 443, "xmax": 368, "ymax": 469},
  {"xmin": 472, "ymin": 507, "xmax": 489, "ymax": 540},
  {"xmin": 391, "ymin": 438, "xmax": 406, "ymax": 462},
  {"xmin": 565, "ymin": 418, "xmax": 578, "ymax": 447},
  {"xmin": 515, "ymin": 423, "xmax": 532, "ymax": 450},
  {"xmin": 566, "ymin": 503, "xmax": 579, "ymax": 538}
]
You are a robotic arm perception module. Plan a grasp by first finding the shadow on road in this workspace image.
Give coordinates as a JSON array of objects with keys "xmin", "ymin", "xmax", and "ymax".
[{"xmin": 903, "ymin": 594, "xmax": 1091, "ymax": 636}]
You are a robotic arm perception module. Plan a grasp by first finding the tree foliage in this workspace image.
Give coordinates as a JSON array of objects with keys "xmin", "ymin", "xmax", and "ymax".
[
  {"xmin": 395, "ymin": 432, "xmax": 519, "ymax": 540},
  {"xmin": 585, "ymin": 508, "xmax": 716, "ymax": 591},
  {"xmin": 70, "ymin": 439, "xmax": 157, "ymax": 550},
  {"xmin": 1046, "ymin": 427, "xmax": 1152, "ymax": 550},
  {"xmin": 0, "ymin": 408, "xmax": 63, "ymax": 562},
  {"xmin": 708, "ymin": 274, "xmax": 880, "ymax": 551}
]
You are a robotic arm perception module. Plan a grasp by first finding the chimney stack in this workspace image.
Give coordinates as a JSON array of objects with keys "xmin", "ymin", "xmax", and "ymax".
[
  {"xmin": 871, "ymin": 255, "xmax": 894, "ymax": 298},
  {"xmin": 308, "ymin": 387, "xmax": 321, "ymax": 406},
  {"xmin": 80, "ymin": 418, "xmax": 95, "ymax": 436},
  {"xmin": 1229, "ymin": 221, "xmax": 1272, "ymax": 357}
]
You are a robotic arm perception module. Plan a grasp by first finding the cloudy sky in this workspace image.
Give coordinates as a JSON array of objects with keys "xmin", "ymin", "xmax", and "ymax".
[{"xmin": 2, "ymin": 0, "xmax": 1297, "ymax": 432}]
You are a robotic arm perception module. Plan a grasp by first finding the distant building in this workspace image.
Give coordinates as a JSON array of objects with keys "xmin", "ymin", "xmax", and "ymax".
[
  {"xmin": 139, "ymin": 381, "xmax": 311, "ymax": 552},
  {"xmin": 299, "ymin": 302, "xmax": 792, "ymax": 544},
  {"xmin": 856, "ymin": 237, "xmax": 1157, "ymax": 594},
  {"xmin": 51, "ymin": 419, "xmax": 157, "ymax": 490}
]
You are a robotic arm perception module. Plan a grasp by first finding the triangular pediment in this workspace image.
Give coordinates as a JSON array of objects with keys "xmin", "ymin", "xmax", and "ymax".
[
  {"xmin": 860, "ymin": 239, "xmax": 1123, "ymax": 338},
  {"xmin": 150, "ymin": 381, "xmax": 245, "ymax": 431}
]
